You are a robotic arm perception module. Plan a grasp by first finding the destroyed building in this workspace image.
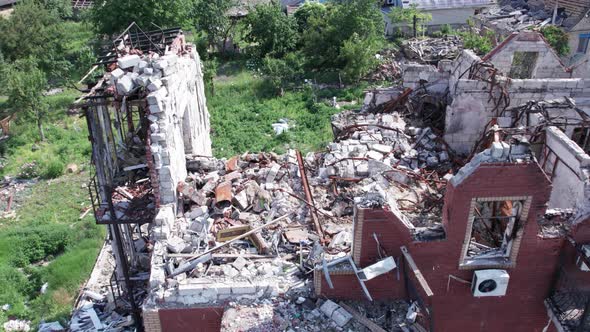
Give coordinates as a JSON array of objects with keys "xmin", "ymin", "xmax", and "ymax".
[
  {"xmin": 475, "ymin": 0, "xmax": 590, "ymax": 74},
  {"xmin": 79, "ymin": 26, "xmax": 590, "ymax": 332}
]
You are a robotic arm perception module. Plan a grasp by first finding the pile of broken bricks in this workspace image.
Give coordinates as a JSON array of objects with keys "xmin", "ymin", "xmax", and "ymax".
[{"xmin": 401, "ymin": 36, "xmax": 463, "ymax": 63}]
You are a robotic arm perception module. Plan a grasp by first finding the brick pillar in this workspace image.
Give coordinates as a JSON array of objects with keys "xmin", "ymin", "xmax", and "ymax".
[{"xmin": 143, "ymin": 308, "xmax": 162, "ymax": 332}]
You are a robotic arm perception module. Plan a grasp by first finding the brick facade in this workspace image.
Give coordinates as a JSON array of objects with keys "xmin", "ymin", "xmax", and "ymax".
[
  {"xmin": 143, "ymin": 308, "xmax": 162, "ymax": 332},
  {"xmin": 317, "ymin": 161, "xmax": 576, "ymax": 332},
  {"xmin": 158, "ymin": 307, "xmax": 224, "ymax": 332}
]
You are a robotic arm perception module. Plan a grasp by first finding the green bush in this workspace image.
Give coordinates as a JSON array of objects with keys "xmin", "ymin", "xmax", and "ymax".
[
  {"xmin": 541, "ymin": 25, "xmax": 570, "ymax": 56},
  {"xmin": 440, "ymin": 24, "xmax": 453, "ymax": 35},
  {"xmin": 40, "ymin": 158, "xmax": 64, "ymax": 179},
  {"xmin": 8, "ymin": 225, "xmax": 73, "ymax": 267},
  {"xmin": 460, "ymin": 31, "xmax": 493, "ymax": 55}
]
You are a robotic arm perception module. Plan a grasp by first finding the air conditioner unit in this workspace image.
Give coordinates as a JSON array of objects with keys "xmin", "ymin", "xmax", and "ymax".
[
  {"xmin": 472, "ymin": 269, "xmax": 510, "ymax": 297},
  {"xmin": 576, "ymin": 244, "xmax": 590, "ymax": 272}
]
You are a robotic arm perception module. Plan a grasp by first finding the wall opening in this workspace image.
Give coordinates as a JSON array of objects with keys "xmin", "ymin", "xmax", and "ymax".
[
  {"xmin": 571, "ymin": 127, "xmax": 590, "ymax": 154},
  {"xmin": 509, "ymin": 51, "xmax": 538, "ymax": 79},
  {"xmin": 460, "ymin": 197, "xmax": 532, "ymax": 269}
]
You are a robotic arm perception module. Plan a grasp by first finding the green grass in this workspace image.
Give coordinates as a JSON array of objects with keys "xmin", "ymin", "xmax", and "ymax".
[
  {"xmin": 208, "ymin": 63, "xmax": 366, "ymax": 158},
  {"xmin": 0, "ymin": 88, "xmax": 103, "ymax": 328},
  {"xmin": 0, "ymin": 173, "xmax": 105, "ymax": 327},
  {"xmin": 0, "ymin": 90, "xmax": 91, "ymax": 178}
]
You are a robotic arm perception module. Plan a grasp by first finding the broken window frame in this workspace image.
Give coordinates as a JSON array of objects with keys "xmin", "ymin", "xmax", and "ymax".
[{"xmin": 459, "ymin": 196, "xmax": 532, "ymax": 270}]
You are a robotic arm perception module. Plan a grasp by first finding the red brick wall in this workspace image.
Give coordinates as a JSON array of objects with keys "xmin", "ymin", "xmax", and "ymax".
[
  {"xmin": 318, "ymin": 162, "xmax": 573, "ymax": 332},
  {"xmin": 158, "ymin": 307, "xmax": 224, "ymax": 332}
]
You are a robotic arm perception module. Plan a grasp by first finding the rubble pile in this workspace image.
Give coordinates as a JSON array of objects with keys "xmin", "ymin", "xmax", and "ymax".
[
  {"xmin": 70, "ymin": 297, "xmax": 135, "ymax": 332},
  {"xmin": 221, "ymin": 298, "xmax": 411, "ymax": 332},
  {"xmin": 477, "ymin": 5, "xmax": 552, "ymax": 32},
  {"xmin": 369, "ymin": 49, "xmax": 402, "ymax": 82},
  {"xmin": 0, "ymin": 177, "xmax": 35, "ymax": 219},
  {"xmin": 401, "ymin": 36, "xmax": 463, "ymax": 63}
]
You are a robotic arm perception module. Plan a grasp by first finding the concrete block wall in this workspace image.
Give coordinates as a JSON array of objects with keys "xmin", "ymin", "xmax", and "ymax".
[
  {"xmin": 402, "ymin": 63, "xmax": 450, "ymax": 94},
  {"xmin": 164, "ymin": 279, "xmax": 279, "ymax": 305},
  {"xmin": 444, "ymin": 77, "xmax": 590, "ymax": 155},
  {"xmin": 543, "ymin": 126, "xmax": 590, "ymax": 209},
  {"xmin": 148, "ymin": 47, "xmax": 211, "ymax": 206},
  {"xmin": 485, "ymin": 32, "xmax": 571, "ymax": 79}
]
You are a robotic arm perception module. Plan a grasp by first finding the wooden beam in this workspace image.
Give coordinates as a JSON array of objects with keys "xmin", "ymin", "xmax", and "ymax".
[
  {"xmin": 338, "ymin": 302, "xmax": 387, "ymax": 332},
  {"xmin": 401, "ymin": 246, "xmax": 434, "ymax": 297}
]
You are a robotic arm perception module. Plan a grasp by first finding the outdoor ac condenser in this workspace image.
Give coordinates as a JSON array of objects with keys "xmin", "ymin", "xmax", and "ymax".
[{"xmin": 471, "ymin": 269, "xmax": 510, "ymax": 297}]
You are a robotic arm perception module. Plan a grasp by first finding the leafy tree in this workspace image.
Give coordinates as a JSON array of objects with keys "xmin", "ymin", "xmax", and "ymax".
[
  {"xmin": 244, "ymin": 4, "xmax": 298, "ymax": 58},
  {"xmin": 89, "ymin": 0, "xmax": 194, "ymax": 35},
  {"xmin": 192, "ymin": 0, "xmax": 237, "ymax": 53},
  {"xmin": 340, "ymin": 33, "xmax": 379, "ymax": 83},
  {"xmin": 261, "ymin": 52, "xmax": 304, "ymax": 96},
  {"xmin": 388, "ymin": 4, "xmax": 432, "ymax": 38},
  {"xmin": 1, "ymin": 58, "xmax": 49, "ymax": 141},
  {"xmin": 0, "ymin": 0, "xmax": 69, "ymax": 79},
  {"xmin": 300, "ymin": 0, "xmax": 384, "ymax": 77},
  {"xmin": 293, "ymin": 2, "xmax": 327, "ymax": 33},
  {"xmin": 541, "ymin": 25, "xmax": 570, "ymax": 56},
  {"xmin": 39, "ymin": 0, "xmax": 73, "ymax": 19}
]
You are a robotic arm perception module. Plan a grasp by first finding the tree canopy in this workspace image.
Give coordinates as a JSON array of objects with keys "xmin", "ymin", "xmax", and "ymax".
[
  {"xmin": 89, "ymin": 0, "xmax": 194, "ymax": 35},
  {"xmin": 0, "ymin": 0, "xmax": 68, "ymax": 78},
  {"xmin": 244, "ymin": 4, "xmax": 298, "ymax": 58},
  {"xmin": 1, "ymin": 58, "xmax": 49, "ymax": 141},
  {"xmin": 299, "ymin": 0, "xmax": 384, "ymax": 78},
  {"xmin": 192, "ymin": 0, "xmax": 237, "ymax": 51}
]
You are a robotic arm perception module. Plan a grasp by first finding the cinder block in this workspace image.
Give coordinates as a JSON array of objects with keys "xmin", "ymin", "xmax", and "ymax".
[
  {"xmin": 117, "ymin": 54, "xmax": 141, "ymax": 69},
  {"xmin": 231, "ymin": 283, "xmax": 257, "ymax": 295}
]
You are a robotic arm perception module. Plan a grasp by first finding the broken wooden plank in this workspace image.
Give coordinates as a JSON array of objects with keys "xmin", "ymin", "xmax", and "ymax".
[
  {"xmin": 249, "ymin": 231, "xmax": 270, "ymax": 254},
  {"xmin": 338, "ymin": 302, "xmax": 387, "ymax": 332},
  {"xmin": 183, "ymin": 214, "xmax": 289, "ymax": 261},
  {"xmin": 216, "ymin": 225, "xmax": 250, "ymax": 242},
  {"xmin": 400, "ymin": 246, "xmax": 434, "ymax": 297}
]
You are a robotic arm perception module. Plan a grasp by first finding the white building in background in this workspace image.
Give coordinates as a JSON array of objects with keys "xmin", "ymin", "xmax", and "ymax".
[{"xmin": 382, "ymin": 0, "xmax": 496, "ymax": 36}]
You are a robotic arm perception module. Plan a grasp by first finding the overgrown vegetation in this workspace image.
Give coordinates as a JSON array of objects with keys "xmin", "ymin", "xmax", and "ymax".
[
  {"xmin": 0, "ymin": 173, "xmax": 105, "ymax": 327},
  {"xmin": 459, "ymin": 30, "xmax": 494, "ymax": 55},
  {"xmin": 0, "ymin": 1, "xmax": 101, "ymax": 327},
  {"xmin": 209, "ymin": 61, "xmax": 366, "ymax": 158},
  {"xmin": 541, "ymin": 25, "xmax": 570, "ymax": 56}
]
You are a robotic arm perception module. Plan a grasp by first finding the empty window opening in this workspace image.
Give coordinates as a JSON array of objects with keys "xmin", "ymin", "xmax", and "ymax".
[
  {"xmin": 467, "ymin": 200, "xmax": 523, "ymax": 260},
  {"xmin": 460, "ymin": 197, "xmax": 531, "ymax": 269},
  {"xmin": 577, "ymin": 34, "xmax": 590, "ymax": 54},
  {"xmin": 571, "ymin": 127, "xmax": 590, "ymax": 154},
  {"xmin": 509, "ymin": 51, "xmax": 538, "ymax": 79}
]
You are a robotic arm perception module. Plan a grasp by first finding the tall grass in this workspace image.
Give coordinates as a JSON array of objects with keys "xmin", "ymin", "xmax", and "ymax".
[
  {"xmin": 208, "ymin": 65, "xmax": 365, "ymax": 158},
  {"xmin": 0, "ymin": 90, "xmax": 91, "ymax": 178}
]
